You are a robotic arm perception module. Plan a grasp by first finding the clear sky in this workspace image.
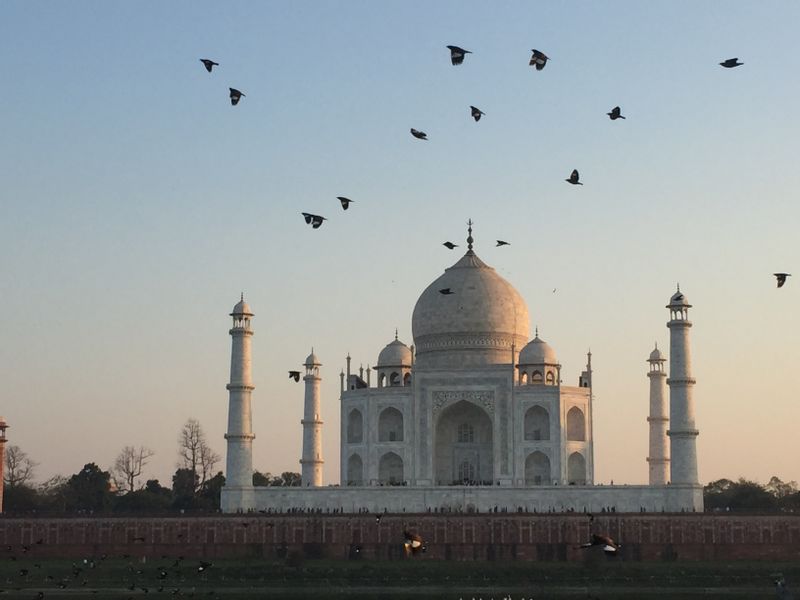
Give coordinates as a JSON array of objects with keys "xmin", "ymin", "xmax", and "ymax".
[{"xmin": 2, "ymin": 1, "xmax": 799, "ymax": 489}]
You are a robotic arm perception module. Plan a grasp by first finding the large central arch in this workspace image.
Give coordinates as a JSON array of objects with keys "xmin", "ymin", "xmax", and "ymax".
[{"xmin": 434, "ymin": 400, "xmax": 493, "ymax": 485}]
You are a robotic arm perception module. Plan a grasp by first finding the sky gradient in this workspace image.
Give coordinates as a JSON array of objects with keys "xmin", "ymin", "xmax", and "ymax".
[{"xmin": 2, "ymin": 1, "xmax": 799, "ymax": 489}]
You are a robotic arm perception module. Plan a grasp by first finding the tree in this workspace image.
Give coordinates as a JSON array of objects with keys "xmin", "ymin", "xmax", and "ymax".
[
  {"xmin": 64, "ymin": 463, "xmax": 112, "ymax": 512},
  {"xmin": 765, "ymin": 476, "xmax": 798, "ymax": 499},
  {"xmin": 4, "ymin": 445, "xmax": 38, "ymax": 487},
  {"xmin": 112, "ymin": 446, "xmax": 154, "ymax": 493},
  {"xmin": 177, "ymin": 418, "xmax": 221, "ymax": 492},
  {"xmin": 253, "ymin": 470, "xmax": 272, "ymax": 486},
  {"xmin": 113, "ymin": 479, "xmax": 173, "ymax": 513},
  {"xmin": 270, "ymin": 472, "xmax": 302, "ymax": 487},
  {"xmin": 198, "ymin": 471, "xmax": 226, "ymax": 510},
  {"xmin": 704, "ymin": 478, "xmax": 777, "ymax": 512},
  {"xmin": 171, "ymin": 468, "xmax": 199, "ymax": 510}
]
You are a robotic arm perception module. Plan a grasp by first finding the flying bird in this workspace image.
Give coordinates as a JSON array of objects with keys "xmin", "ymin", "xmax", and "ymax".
[
  {"xmin": 229, "ymin": 88, "xmax": 245, "ymax": 105},
  {"xmin": 439, "ymin": 288, "xmax": 454, "ymax": 295},
  {"xmin": 301, "ymin": 212, "xmax": 327, "ymax": 229},
  {"xmin": 199, "ymin": 59, "xmax": 218, "ymax": 72},
  {"xmin": 607, "ymin": 106, "xmax": 625, "ymax": 120},
  {"xmin": 337, "ymin": 196, "xmax": 354, "ymax": 210},
  {"xmin": 403, "ymin": 530, "xmax": 426, "ymax": 555},
  {"xmin": 774, "ymin": 273, "xmax": 791, "ymax": 288},
  {"xmin": 410, "ymin": 128, "xmax": 428, "ymax": 140},
  {"xmin": 529, "ymin": 49, "xmax": 549, "ymax": 70},
  {"xmin": 566, "ymin": 169, "xmax": 583, "ymax": 185},
  {"xmin": 470, "ymin": 106, "xmax": 485, "ymax": 122},
  {"xmin": 446, "ymin": 45, "xmax": 471, "ymax": 66},
  {"xmin": 442, "ymin": 242, "xmax": 458, "ymax": 249},
  {"xmin": 198, "ymin": 561, "xmax": 213, "ymax": 572},
  {"xmin": 288, "ymin": 371, "xmax": 300, "ymax": 382},
  {"xmin": 579, "ymin": 533, "xmax": 621, "ymax": 555},
  {"xmin": 496, "ymin": 240, "xmax": 510, "ymax": 247},
  {"xmin": 719, "ymin": 58, "xmax": 743, "ymax": 68}
]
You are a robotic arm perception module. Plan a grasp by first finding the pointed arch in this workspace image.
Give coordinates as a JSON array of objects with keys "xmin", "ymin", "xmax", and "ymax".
[
  {"xmin": 524, "ymin": 405, "xmax": 550, "ymax": 441},
  {"xmin": 347, "ymin": 409, "xmax": 363, "ymax": 443},
  {"xmin": 378, "ymin": 407, "xmax": 404, "ymax": 442},
  {"xmin": 525, "ymin": 451, "xmax": 551, "ymax": 485},
  {"xmin": 566, "ymin": 406, "xmax": 585, "ymax": 441},
  {"xmin": 378, "ymin": 452, "xmax": 404, "ymax": 485},
  {"xmin": 567, "ymin": 451, "xmax": 586, "ymax": 485},
  {"xmin": 347, "ymin": 454, "xmax": 363, "ymax": 486}
]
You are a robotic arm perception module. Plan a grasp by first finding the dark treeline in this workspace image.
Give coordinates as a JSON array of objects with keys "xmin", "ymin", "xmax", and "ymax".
[
  {"xmin": 2, "ymin": 464, "xmax": 301, "ymax": 515},
  {"xmin": 703, "ymin": 476, "xmax": 800, "ymax": 512}
]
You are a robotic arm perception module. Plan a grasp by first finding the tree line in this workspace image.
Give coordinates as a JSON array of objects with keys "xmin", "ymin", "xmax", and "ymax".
[{"xmin": 2, "ymin": 418, "xmax": 300, "ymax": 514}]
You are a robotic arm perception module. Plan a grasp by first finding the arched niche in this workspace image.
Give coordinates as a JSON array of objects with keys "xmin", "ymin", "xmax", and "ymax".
[
  {"xmin": 525, "ymin": 451, "xmax": 550, "ymax": 485},
  {"xmin": 434, "ymin": 400, "xmax": 493, "ymax": 485},
  {"xmin": 347, "ymin": 409, "xmax": 363, "ymax": 443},
  {"xmin": 524, "ymin": 405, "xmax": 550, "ymax": 441},
  {"xmin": 566, "ymin": 406, "xmax": 585, "ymax": 441},
  {"xmin": 378, "ymin": 407, "xmax": 404, "ymax": 442}
]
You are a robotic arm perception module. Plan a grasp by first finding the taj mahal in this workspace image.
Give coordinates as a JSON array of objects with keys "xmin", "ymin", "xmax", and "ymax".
[{"xmin": 220, "ymin": 225, "xmax": 703, "ymax": 513}]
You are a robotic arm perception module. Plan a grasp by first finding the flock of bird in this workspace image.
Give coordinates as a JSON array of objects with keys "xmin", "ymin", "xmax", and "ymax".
[{"xmin": 197, "ymin": 49, "xmax": 790, "ymax": 289}]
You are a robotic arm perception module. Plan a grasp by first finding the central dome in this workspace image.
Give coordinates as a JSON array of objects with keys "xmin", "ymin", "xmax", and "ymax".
[{"xmin": 412, "ymin": 250, "xmax": 530, "ymax": 368}]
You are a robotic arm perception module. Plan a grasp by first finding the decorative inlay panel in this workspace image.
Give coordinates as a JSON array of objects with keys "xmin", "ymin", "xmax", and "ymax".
[{"xmin": 431, "ymin": 390, "xmax": 495, "ymax": 418}]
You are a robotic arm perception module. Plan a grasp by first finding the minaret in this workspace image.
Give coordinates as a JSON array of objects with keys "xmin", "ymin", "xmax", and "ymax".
[
  {"xmin": 0, "ymin": 417, "xmax": 8, "ymax": 514},
  {"xmin": 300, "ymin": 350, "xmax": 323, "ymax": 486},
  {"xmin": 224, "ymin": 295, "xmax": 255, "ymax": 490},
  {"xmin": 646, "ymin": 343, "xmax": 670, "ymax": 485},
  {"xmin": 666, "ymin": 287, "xmax": 699, "ymax": 484}
]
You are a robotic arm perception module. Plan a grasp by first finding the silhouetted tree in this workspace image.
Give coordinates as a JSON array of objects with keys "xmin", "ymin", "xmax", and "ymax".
[
  {"xmin": 271, "ymin": 472, "xmax": 301, "ymax": 487},
  {"xmin": 253, "ymin": 471, "xmax": 272, "ymax": 486},
  {"xmin": 112, "ymin": 446, "xmax": 154, "ymax": 492},
  {"xmin": 177, "ymin": 418, "xmax": 220, "ymax": 492},
  {"xmin": 64, "ymin": 463, "xmax": 112, "ymax": 512},
  {"xmin": 198, "ymin": 471, "xmax": 225, "ymax": 510},
  {"xmin": 3, "ymin": 445, "xmax": 38, "ymax": 488},
  {"xmin": 171, "ymin": 468, "xmax": 199, "ymax": 510},
  {"xmin": 704, "ymin": 478, "xmax": 778, "ymax": 512}
]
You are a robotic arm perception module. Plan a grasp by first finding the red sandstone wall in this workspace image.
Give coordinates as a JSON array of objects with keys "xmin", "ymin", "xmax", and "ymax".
[{"xmin": 0, "ymin": 514, "xmax": 797, "ymax": 561}]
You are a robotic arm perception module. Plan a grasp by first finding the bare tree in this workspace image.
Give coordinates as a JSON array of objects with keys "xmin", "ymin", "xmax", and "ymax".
[
  {"xmin": 178, "ymin": 418, "xmax": 220, "ymax": 492},
  {"xmin": 112, "ymin": 446, "xmax": 155, "ymax": 493},
  {"xmin": 4, "ymin": 445, "xmax": 38, "ymax": 487}
]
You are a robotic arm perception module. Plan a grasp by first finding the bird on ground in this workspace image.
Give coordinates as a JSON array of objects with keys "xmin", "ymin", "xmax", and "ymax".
[
  {"xmin": 439, "ymin": 288, "xmax": 454, "ymax": 295},
  {"xmin": 288, "ymin": 371, "xmax": 300, "ymax": 382},
  {"xmin": 446, "ymin": 45, "xmax": 471, "ymax": 65},
  {"xmin": 470, "ymin": 106, "xmax": 485, "ymax": 122},
  {"xmin": 199, "ymin": 59, "xmax": 218, "ymax": 72},
  {"xmin": 774, "ymin": 273, "xmax": 791, "ymax": 288},
  {"xmin": 375, "ymin": 515, "xmax": 382, "ymax": 524},
  {"xmin": 566, "ymin": 169, "xmax": 583, "ymax": 185},
  {"xmin": 720, "ymin": 58, "xmax": 743, "ymax": 68},
  {"xmin": 229, "ymin": 88, "xmax": 245, "ymax": 105},
  {"xmin": 301, "ymin": 213, "xmax": 327, "ymax": 229},
  {"xmin": 443, "ymin": 242, "xmax": 458, "ymax": 249},
  {"xmin": 410, "ymin": 128, "xmax": 428, "ymax": 140},
  {"xmin": 579, "ymin": 533, "xmax": 621, "ymax": 555},
  {"xmin": 198, "ymin": 561, "xmax": 213, "ymax": 572},
  {"xmin": 775, "ymin": 575, "xmax": 794, "ymax": 599},
  {"xmin": 337, "ymin": 196, "xmax": 353, "ymax": 210},
  {"xmin": 496, "ymin": 240, "xmax": 510, "ymax": 247},
  {"xmin": 607, "ymin": 106, "xmax": 625, "ymax": 120},
  {"xmin": 403, "ymin": 530, "xmax": 426, "ymax": 555},
  {"xmin": 529, "ymin": 49, "xmax": 549, "ymax": 70}
]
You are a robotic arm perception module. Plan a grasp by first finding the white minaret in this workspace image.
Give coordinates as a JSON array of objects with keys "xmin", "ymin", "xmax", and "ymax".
[
  {"xmin": 224, "ymin": 294, "xmax": 255, "ymax": 490},
  {"xmin": 300, "ymin": 350, "xmax": 323, "ymax": 486},
  {"xmin": 666, "ymin": 287, "xmax": 699, "ymax": 485},
  {"xmin": 646, "ymin": 343, "xmax": 670, "ymax": 485}
]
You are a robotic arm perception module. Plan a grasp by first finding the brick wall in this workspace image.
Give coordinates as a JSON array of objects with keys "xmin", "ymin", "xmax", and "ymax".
[{"xmin": 0, "ymin": 513, "xmax": 797, "ymax": 561}]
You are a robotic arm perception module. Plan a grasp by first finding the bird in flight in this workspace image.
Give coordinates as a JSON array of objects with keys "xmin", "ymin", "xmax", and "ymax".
[
  {"xmin": 199, "ymin": 59, "xmax": 218, "ymax": 72},
  {"xmin": 301, "ymin": 213, "xmax": 327, "ymax": 229},
  {"xmin": 470, "ymin": 106, "xmax": 485, "ymax": 122},
  {"xmin": 529, "ymin": 49, "xmax": 549, "ymax": 70},
  {"xmin": 403, "ymin": 530, "xmax": 427, "ymax": 555},
  {"xmin": 579, "ymin": 533, "xmax": 621, "ymax": 556},
  {"xmin": 719, "ymin": 58, "xmax": 743, "ymax": 68},
  {"xmin": 774, "ymin": 273, "xmax": 791, "ymax": 288},
  {"xmin": 442, "ymin": 242, "xmax": 458, "ymax": 249},
  {"xmin": 288, "ymin": 371, "xmax": 300, "ymax": 382},
  {"xmin": 607, "ymin": 106, "xmax": 625, "ymax": 120},
  {"xmin": 566, "ymin": 169, "xmax": 583, "ymax": 185},
  {"xmin": 229, "ymin": 88, "xmax": 245, "ymax": 105},
  {"xmin": 337, "ymin": 196, "xmax": 354, "ymax": 210},
  {"xmin": 439, "ymin": 288, "xmax": 454, "ymax": 295},
  {"xmin": 410, "ymin": 128, "xmax": 428, "ymax": 140},
  {"xmin": 496, "ymin": 240, "xmax": 510, "ymax": 247},
  {"xmin": 446, "ymin": 45, "xmax": 471, "ymax": 66}
]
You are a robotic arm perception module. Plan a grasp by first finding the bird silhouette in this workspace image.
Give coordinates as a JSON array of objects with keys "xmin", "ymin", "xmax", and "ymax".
[
  {"xmin": 439, "ymin": 288, "xmax": 454, "ymax": 295},
  {"xmin": 375, "ymin": 514, "xmax": 382, "ymax": 524},
  {"xmin": 403, "ymin": 530, "xmax": 426, "ymax": 555},
  {"xmin": 529, "ymin": 49, "xmax": 549, "ymax": 70},
  {"xmin": 288, "ymin": 371, "xmax": 300, "ymax": 382},
  {"xmin": 775, "ymin": 575, "xmax": 794, "ymax": 599},
  {"xmin": 199, "ymin": 59, "xmax": 218, "ymax": 72},
  {"xmin": 229, "ymin": 88, "xmax": 245, "ymax": 105},
  {"xmin": 410, "ymin": 128, "xmax": 428, "ymax": 140},
  {"xmin": 301, "ymin": 213, "xmax": 327, "ymax": 229},
  {"xmin": 446, "ymin": 45, "xmax": 471, "ymax": 65},
  {"xmin": 198, "ymin": 561, "xmax": 213, "ymax": 572},
  {"xmin": 496, "ymin": 240, "xmax": 510, "ymax": 247},
  {"xmin": 579, "ymin": 533, "xmax": 621, "ymax": 555},
  {"xmin": 337, "ymin": 196, "xmax": 354, "ymax": 210},
  {"xmin": 774, "ymin": 273, "xmax": 791, "ymax": 288},
  {"xmin": 442, "ymin": 242, "xmax": 458, "ymax": 249},
  {"xmin": 720, "ymin": 58, "xmax": 743, "ymax": 68},
  {"xmin": 470, "ymin": 106, "xmax": 485, "ymax": 122},
  {"xmin": 607, "ymin": 106, "xmax": 625, "ymax": 120},
  {"xmin": 566, "ymin": 169, "xmax": 583, "ymax": 185}
]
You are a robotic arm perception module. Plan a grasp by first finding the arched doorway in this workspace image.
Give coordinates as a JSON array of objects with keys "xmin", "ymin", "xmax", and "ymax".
[
  {"xmin": 378, "ymin": 452, "xmax": 404, "ymax": 484},
  {"xmin": 567, "ymin": 407, "xmax": 585, "ymax": 441},
  {"xmin": 567, "ymin": 451, "xmax": 586, "ymax": 485},
  {"xmin": 434, "ymin": 400, "xmax": 493, "ymax": 485},
  {"xmin": 347, "ymin": 454, "xmax": 363, "ymax": 486},
  {"xmin": 524, "ymin": 405, "xmax": 550, "ymax": 441},
  {"xmin": 378, "ymin": 407, "xmax": 404, "ymax": 442},
  {"xmin": 525, "ymin": 451, "xmax": 550, "ymax": 485}
]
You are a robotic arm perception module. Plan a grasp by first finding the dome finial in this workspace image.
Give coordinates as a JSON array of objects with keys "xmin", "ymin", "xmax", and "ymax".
[
  {"xmin": 655, "ymin": 341, "xmax": 658, "ymax": 350},
  {"xmin": 395, "ymin": 328, "xmax": 398, "ymax": 341},
  {"xmin": 535, "ymin": 326, "xmax": 539, "ymax": 338},
  {"xmin": 676, "ymin": 282, "xmax": 680, "ymax": 293},
  {"xmin": 467, "ymin": 218, "xmax": 474, "ymax": 252}
]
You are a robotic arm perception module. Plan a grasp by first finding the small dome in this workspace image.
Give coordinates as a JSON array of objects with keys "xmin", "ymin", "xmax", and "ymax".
[
  {"xmin": 305, "ymin": 350, "xmax": 321, "ymax": 366},
  {"xmin": 377, "ymin": 337, "xmax": 412, "ymax": 368},
  {"xmin": 519, "ymin": 334, "xmax": 558, "ymax": 365},
  {"xmin": 668, "ymin": 289, "xmax": 690, "ymax": 307},
  {"xmin": 649, "ymin": 346, "xmax": 665, "ymax": 361},
  {"xmin": 231, "ymin": 294, "xmax": 254, "ymax": 316}
]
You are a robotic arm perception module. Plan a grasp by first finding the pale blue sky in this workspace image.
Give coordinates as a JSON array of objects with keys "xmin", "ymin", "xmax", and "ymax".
[{"xmin": 2, "ymin": 1, "xmax": 799, "ymax": 488}]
